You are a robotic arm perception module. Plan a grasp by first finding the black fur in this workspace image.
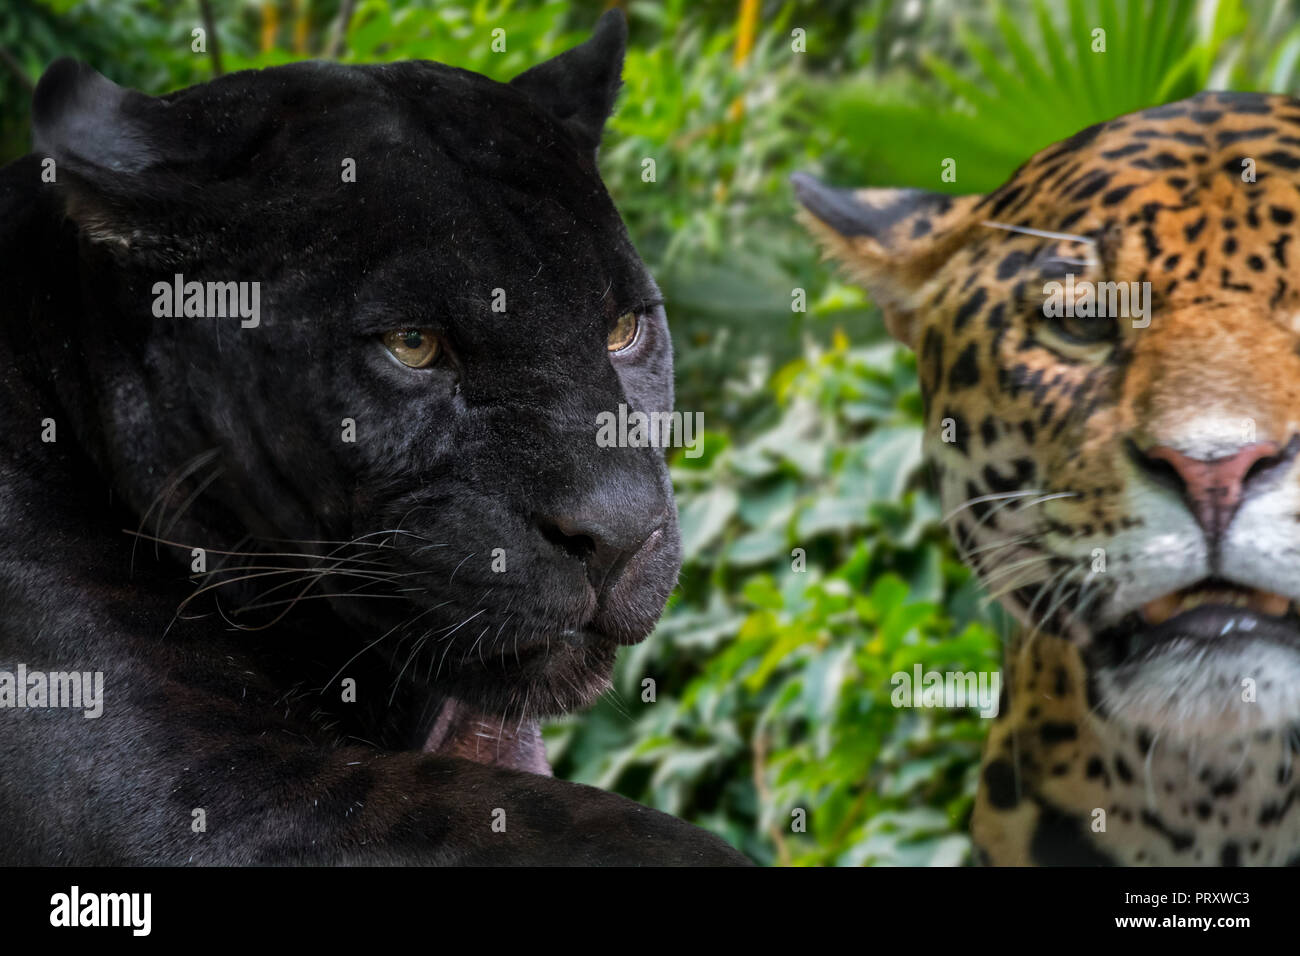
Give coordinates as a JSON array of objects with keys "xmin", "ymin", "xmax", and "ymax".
[{"xmin": 0, "ymin": 11, "xmax": 749, "ymax": 865}]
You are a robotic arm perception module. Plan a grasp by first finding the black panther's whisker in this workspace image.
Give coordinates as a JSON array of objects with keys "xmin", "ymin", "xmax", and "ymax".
[
  {"xmin": 177, "ymin": 565, "xmax": 397, "ymax": 613},
  {"xmin": 252, "ymin": 538, "xmax": 404, "ymax": 552},
  {"xmin": 193, "ymin": 560, "xmax": 401, "ymax": 579},
  {"xmin": 150, "ymin": 448, "xmax": 224, "ymax": 551},
  {"xmin": 230, "ymin": 570, "xmax": 398, "ymax": 631},
  {"xmin": 514, "ymin": 686, "xmax": 532, "ymax": 738},
  {"xmin": 258, "ymin": 529, "xmax": 433, "ymax": 546},
  {"xmin": 467, "ymin": 627, "xmax": 486, "ymax": 666},
  {"xmin": 255, "ymin": 535, "xmax": 409, "ymax": 547},
  {"xmin": 178, "ymin": 558, "xmax": 402, "ymax": 629},
  {"xmin": 233, "ymin": 586, "xmax": 409, "ymax": 615},
  {"xmin": 431, "ymin": 606, "xmax": 487, "ymax": 642},
  {"xmin": 124, "ymin": 525, "xmax": 437, "ymax": 632},
  {"xmin": 448, "ymin": 551, "xmax": 477, "ymax": 584},
  {"xmin": 159, "ymin": 464, "xmax": 226, "ymax": 540},
  {"xmin": 125, "ymin": 530, "xmax": 394, "ymax": 567},
  {"xmin": 195, "ymin": 547, "xmax": 398, "ymax": 568},
  {"xmin": 433, "ymin": 638, "xmax": 456, "ymax": 684},
  {"xmin": 326, "ymin": 603, "xmax": 445, "ymax": 691},
  {"xmin": 487, "ymin": 611, "xmax": 517, "ymax": 667},
  {"xmin": 410, "ymin": 543, "xmax": 452, "ymax": 555},
  {"xmin": 601, "ymin": 684, "xmax": 633, "ymax": 723},
  {"xmin": 460, "ymin": 591, "xmax": 496, "ymax": 666},
  {"xmin": 558, "ymin": 671, "xmax": 591, "ymax": 710},
  {"xmin": 389, "ymin": 629, "xmax": 432, "ymax": 706},
  {"xmin": 129, "ymin": 447, "xmax": 222, "ymax": 575}
]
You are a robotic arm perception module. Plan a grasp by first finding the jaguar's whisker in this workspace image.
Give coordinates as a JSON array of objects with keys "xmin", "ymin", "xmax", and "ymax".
[{"xmin": 942, "ymin": 489, "xmax": 1048, "ymax": 524}]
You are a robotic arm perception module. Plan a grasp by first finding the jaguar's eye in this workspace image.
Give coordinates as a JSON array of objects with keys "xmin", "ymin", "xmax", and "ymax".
[
  {"xmin": 608, "ymin": 311, "xmax": 640, "ymax": 352},
  {"xmin": 382, "ymin": 328, "xmax": 441, "ymax": 368},
  {"xmin": 1044, "ymin": 312, "xmax": 1118, "ymax": 346}
]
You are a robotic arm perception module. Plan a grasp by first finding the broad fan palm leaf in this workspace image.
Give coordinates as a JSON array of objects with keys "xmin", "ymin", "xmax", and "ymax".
[{"xmin": 817, "ymin": 0, "xmax": 1244, "ymax": 194}]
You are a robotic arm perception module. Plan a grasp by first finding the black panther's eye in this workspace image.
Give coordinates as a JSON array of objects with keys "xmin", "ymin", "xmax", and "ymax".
[
  {"xmin": 608, "ymin": 311, "xmax": 639, "ymax": 352},
  {"xmin": 382, "ymin": 328, "xmax": 441, "ymax": 368}
]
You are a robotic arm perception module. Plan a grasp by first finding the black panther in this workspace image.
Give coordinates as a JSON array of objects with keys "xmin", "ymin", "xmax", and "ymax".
[{"xmin": 0, "ymin": 11, "xmax": 748, "ymax": 865}]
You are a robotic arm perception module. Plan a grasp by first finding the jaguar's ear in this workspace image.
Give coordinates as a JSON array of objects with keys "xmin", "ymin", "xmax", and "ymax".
[
  {"xmin": 793, "ymin": 172, "xmax": 982, "ymax": 349},
  {"xmin": 32, "ymin": 59, "xmax": 190, "ymax": 247},
  {"xmin": 510, "ymin": 9, "xmax": 626, "ymax": 152}
]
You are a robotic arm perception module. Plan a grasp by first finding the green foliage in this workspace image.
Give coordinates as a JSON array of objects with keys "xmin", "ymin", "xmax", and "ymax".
[{"xmin": 221, "ymin": 0, "xmax": 583, "ymax": 75}]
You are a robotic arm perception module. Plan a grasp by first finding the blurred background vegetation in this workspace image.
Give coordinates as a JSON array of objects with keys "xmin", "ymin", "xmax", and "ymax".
[{"xmin": 4, "ymin": 0, "xmax": 1300, "ymax": 864}]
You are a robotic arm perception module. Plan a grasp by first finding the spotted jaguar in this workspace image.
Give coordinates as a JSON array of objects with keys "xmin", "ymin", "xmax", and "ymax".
[{"xmin": 796, "ymin": 91, "xmax": 1300, "ymax": 865}]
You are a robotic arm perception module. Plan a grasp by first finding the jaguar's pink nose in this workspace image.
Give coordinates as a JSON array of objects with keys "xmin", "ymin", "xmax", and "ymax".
[{"xmin": 1138, "ymin": 440, "xmax": 1286, "ymax": 539}]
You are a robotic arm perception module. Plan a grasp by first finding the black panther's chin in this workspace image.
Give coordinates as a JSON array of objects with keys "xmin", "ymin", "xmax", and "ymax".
[{"xmin": 435, "ymin": 629, "xmax": 619, "ymax": 719}]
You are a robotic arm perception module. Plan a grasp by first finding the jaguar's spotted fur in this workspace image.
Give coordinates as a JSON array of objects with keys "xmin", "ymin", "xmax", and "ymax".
[{"xmin": 798, "ymin": 91, "xmax": 1300, "ymax": 866}]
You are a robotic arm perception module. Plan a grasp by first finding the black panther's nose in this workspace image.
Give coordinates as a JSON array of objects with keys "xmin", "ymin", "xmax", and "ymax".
[{"xmin": 536, "ymin": 503, "xmax": 667, "ymax": 598}]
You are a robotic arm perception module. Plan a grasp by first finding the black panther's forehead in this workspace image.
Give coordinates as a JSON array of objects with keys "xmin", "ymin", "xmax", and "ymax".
[{"xmin": 107, "ymin": 57, "xmax": 652, "ymax": 344}]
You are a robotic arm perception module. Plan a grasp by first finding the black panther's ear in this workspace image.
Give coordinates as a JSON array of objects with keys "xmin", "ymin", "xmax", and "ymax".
[
  {"xmin": 31, "ymin": 59, "xmax": 190, "ymax": 247},
  {"xmin": 792, "ymin": 172, "xmax": 983, "ymax": 349},
  {"xmin": 33, "ymin": 59, "xmax": 163, "ymax": 178},
  {"xmin": 510, "ymin": 9, "xmax": 626, "ymax": 152}
]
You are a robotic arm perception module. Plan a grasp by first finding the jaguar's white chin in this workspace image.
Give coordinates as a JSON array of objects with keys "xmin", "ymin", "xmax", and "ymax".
[
  {"xmin": 1095, "ymin": 641, "xmax": 1300, "ymax": 737},
  {"xmin": 1087, "ymin": 580, "xmax": 1300, "ymax": 737}
]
